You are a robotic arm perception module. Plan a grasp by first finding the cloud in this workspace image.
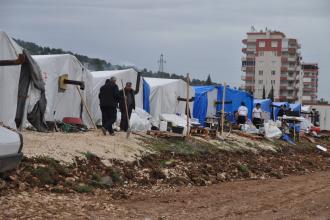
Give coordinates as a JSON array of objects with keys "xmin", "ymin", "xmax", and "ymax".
[{"xmin": 1, "ymin": 0, "xmax": 329, "ymax": 99}]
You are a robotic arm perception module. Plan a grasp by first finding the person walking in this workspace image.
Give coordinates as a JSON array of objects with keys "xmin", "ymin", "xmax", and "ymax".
[
  {"xmin": 252, "ymin": 103, "xmax": 263, "ymax": 128},
  {"xmin": 99, "ymin": 77, "xmax": 119, "ymax": 135},
  {"xmin": 119, "ymin": 82, "xmax": 137, "ymax": 131}
]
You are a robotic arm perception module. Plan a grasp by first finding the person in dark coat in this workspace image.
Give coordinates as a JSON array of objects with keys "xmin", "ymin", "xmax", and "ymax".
[
  {"xmin": 277, "ymin": 105, "xmax": 286, "ymax": 118},
  {"xmin": 119, "ymin": 82, "xmax": 137, "ymax": 131},
  {"xmin": 99, "ymin": 77, "xmax": 119, "ymax": 135}
]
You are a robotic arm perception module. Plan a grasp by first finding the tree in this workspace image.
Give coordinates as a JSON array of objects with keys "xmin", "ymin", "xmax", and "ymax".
[
  {"xmin": 268, "ymin": 85, "xmax": 274, "ymax": 101},
  {"xmin": 262, "ymin": 86, "xmax": 266, "ymax": 99},
  {"xmin": 205, "ymin": 74, "xmax": 212, "ymax": 85}
]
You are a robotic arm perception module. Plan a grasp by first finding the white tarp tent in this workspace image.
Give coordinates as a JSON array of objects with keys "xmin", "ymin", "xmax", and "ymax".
[
  {"xmin": 32, "ymin": 54, "xmax": 94, "ymax": 128},
  {"xmin": 91, "ymin": 69, "xmax": 143, "ymax": 125},
  {"xmin": 0, "ymin": 31, "xmax": 22, "ymax": 128},
  {"xmin": 144, "ymin": 77, "xmax": 195, "ymax": 122},
  {"xmin": 311, "ymin": 105, "xmax": 330, "ymax": 130},
  {"xmin": 0, "ymin": 31, "xmax": 46, "ymax": 130}
]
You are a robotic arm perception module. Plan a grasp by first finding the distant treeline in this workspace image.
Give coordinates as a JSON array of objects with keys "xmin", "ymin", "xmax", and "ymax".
[{"xmin": 16, "ymin": 39, "xmax": 216, "ymax": 86}]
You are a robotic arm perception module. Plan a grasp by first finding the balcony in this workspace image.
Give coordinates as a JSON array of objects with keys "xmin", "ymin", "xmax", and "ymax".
[
  {"xmin": 288, "ymin": 48, "xmax": 297, "ymax": 54},
  {"xmin": 242, "ymin": 39, "xmax": 247, "ymax": 44},
  {"xmin": 281, "ymin": 57, "xmax": 288, "ymax": 62},
  {"xmin": 246, "ymin": 66, "xmax": 255, "ymax": 72},
  {"xmin": 280, "ymin": 76, "xmax": 287, "ymax": 81},
  {"xmin": 281, "ymin": 66, "xmax": 288, "ymax": 72},
  {"xmin": 241, "ymin": 66, "xmax": 246, "ymax": 71}
]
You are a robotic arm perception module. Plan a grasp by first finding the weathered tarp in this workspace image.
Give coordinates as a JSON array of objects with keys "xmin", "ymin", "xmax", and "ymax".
[
  {"xmin": 33, "ymin": 54, "xmax": 94, "ymax": 128},
  {"xmin": 143, "ymin": 78, "xmax": 195, "ymax": 123},
  {"xmin": 143, "ymin": 79, "xmax": 150, "ymax": 113},
  {"xmin": 193, "ymin": 85, "xmax": 217, "ymax": 125},
  {"xmin": 289, "ymin": 103, "xmax": 302, "ymax": 112},
  {"xmin": 216, "ymin": 86, "xmax": 254, "ymax": 122},
  {"xmin": 0, "ymin": 30, "xmax": 47, "ymax": 131}
]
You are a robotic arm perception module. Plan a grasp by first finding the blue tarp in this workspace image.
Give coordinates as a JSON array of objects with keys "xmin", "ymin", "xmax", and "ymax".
[
  {"xmin": 143, "ymin": 79, "xmax": 150, "ymax": 113},
  {"xmin": 272, "ymin": 102, "xmax": 289, "ymax": 120},
  {"xmin": 192, "ymin": 86, "xmax": 216, "ymax": 125},
  {"xmin": 289, "ymin": 103, "xmax": 301, "ymax": 112},
  {"xmin": 216, "ymin": 86, "xmax": 254, "ymax": 123},
  {"xmin": 254, "ymin": 99, "xmax": 272, "ymax": 114}
]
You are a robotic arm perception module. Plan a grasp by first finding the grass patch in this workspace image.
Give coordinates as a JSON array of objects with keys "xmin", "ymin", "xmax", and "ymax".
[
  {"xmin": 32, "ymin": 167, "xmax": 56, "ymax": 185},
  {"xmin": 143, "ymin": 138, "xmax": 217, "ymax": 155},
  {"xmin": 73, "ymin": 183, "xmax": 94, "ymax": 193},
  {"xmin": 237, "ymin": 164, "xmax": 250, "ymax": 173},
  {"xmin": 81, "ymin": 151, "xmax": 97, "ymax": 160}
]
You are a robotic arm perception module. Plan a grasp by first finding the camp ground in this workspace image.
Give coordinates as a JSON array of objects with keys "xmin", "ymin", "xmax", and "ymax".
[
  {"xmin": 193, "ymin": 85, "xmax": 218, "ymax": 125},
  {"xmin": 143, "ymin": 77, "xmax": 195, "ymax": 127},
  {"xmin": 91, "ymin": 69, "xmax": 143, "ymax": 125},
  {"xmin": 32, "ymin": 54, "xmax": 94, "ymax": 129}
]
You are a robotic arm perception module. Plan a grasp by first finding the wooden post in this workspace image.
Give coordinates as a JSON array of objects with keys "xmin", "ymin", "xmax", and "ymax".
[
  {"xmin": 221, "ymin": 82, "xmax": 226, "ymax": 136},
  {"xmin": 186, "ymin": 73, "xmax": 190, "ymax": 138},
  {"xmin": 76, "ymin": 86, "xmax": 97, "ymax": 129}
]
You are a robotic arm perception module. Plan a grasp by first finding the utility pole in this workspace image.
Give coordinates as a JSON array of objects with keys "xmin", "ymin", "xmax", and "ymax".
[{"xmin": 157, "ymin": 53, "xmax": 166, "ymax": 73}]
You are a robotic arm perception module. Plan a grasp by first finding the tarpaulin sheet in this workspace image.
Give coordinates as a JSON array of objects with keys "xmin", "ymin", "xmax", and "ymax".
[
  {"xmin": 216, "ymin": 86, "xmax": 253, "ymax": 122},
  {"xmin": 143, "ymin": 79, "xmax": 150, "ymax": 113},
  {"xmin": 143, "ymin": 77, "xmax": 195, "ymax": 123},
  {"xmin": 0, "ymin": 31, "xmax": 46, "ymax": 131},
  {"xmin": 193, "ymin": 85, "xmax": 217, "ymax": 125},
  {"xmin": 289, "ymin": 103, "xmax": 301, "ymax": 112},
  {"xmin": 33, "ymin": 54, "xmax": 94, "ymax": 128}
]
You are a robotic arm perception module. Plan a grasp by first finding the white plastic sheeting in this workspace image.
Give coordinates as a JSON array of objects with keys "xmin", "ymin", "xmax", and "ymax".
[
  {"xmin": 0, "ymin": 31, "xmax": 22, "ymax": 129},
  {"xmin": 311, "ymin": 105, "xmax": 330, "ymax": 130},
  {"xmin": 0, "ymin": 126, "xmax": 21, "ymax": 155},
  {"xmin": 206, "ymin": 88, "xmax": 218, "ymax": 118},
  {"xmin": 144, "ymin": 78, "xmax": 195, "ymax": 123},
  {"xmin": 91, "ymin": 69, "xmax": 143, "ymax": 125},
  {"xmin": 0, "ymin": 31, "xmax": 44, "ymax": 129},
  {"xmin": 32, "ymin": 54, "xmax": 94, "ymax": 128}
]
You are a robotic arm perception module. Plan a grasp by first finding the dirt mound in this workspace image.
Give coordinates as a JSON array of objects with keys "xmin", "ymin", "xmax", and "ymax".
[{"xmin": 1, "ymin": 142, "xmax": 330, "ymax": 195}]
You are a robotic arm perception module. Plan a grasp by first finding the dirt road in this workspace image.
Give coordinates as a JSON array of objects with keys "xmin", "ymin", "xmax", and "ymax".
[{"xmin": 1, "ymin": 171, "xmax": 330, "ymax": 219}]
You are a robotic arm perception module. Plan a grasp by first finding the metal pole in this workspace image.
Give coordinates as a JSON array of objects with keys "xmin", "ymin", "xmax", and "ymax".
[
  {"xmin": 76, "ymin": 86, "xmax": 97, "ymax": 129},
  {"xmin": 221, "ymin": 82, "xmax": 226, "ymax": 136},
  {"xmin": 186, "ymin": 73, "xmax": 190, "ymax": 138}
]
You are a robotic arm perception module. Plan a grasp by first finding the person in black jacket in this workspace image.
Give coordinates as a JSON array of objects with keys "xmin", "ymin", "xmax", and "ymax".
[
  {"xmin": 119, "ymin": 82, "xmax": 137, "ymax": 131},
  {"xmin": 99, "ymin": 77, "xmax": 119, "ymax": 135}
]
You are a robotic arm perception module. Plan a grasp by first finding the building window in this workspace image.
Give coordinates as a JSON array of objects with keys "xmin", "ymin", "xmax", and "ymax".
[
  {"xmin": 271, "ymin": 51, "xmax": 277, "ymax": 56},
  {"xmin": 258, "ymin": 51, "xmax": 264, "ymax": 56},
  {"xmin": 259, "ymin": 70, "xmax": 263, "ymax": 76},
  {"xmin": 258, "ymin": 80, "xmax": 263, "ymax": 84},
  {"xmin": 271, "ymin": 70, "xmax": 276, "ymax": 75},
  {"xmin": 259, "ymin": 41, "xmax": 265, "ymax": 47},
  {"xmin": 271, "ymin": 41, "xmax": 278, "ymax": 47}
]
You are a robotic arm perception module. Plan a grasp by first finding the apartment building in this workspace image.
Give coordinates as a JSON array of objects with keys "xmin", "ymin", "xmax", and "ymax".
[
  {"xmin": 301, "ymin": 63, "xmax": 318, "ymax": 104},
  {"xmin": 241, "ymin": 30, "xmax": 302, "ymax": 103}
]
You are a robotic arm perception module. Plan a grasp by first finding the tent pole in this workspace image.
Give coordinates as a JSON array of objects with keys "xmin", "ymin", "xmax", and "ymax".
[
  {"xmin": 221, "ymin": 82, "xmax": 226, "ymax": 136},
  {"xmin": 186, "ymin": 73, "xmax": 190, "ymax": 138},
  {"xmin": 76, "ymin": 86, "xmax": 97, "ymax": 129}
]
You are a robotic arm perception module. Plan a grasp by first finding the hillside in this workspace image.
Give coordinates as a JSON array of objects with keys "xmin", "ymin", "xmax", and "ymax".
[{"xmin": 15, "ymin": 39, "xmax": 213, "ymax": 85}]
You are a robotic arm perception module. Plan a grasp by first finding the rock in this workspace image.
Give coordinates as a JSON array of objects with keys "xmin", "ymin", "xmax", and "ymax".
[
  {"xmin": 0, "ymin": 179, "xmax": 6, "ymax": 189},
  {"xmin": 216, "ymin": 172, "xmax": 226, "ymax": 181},
  {"xmin": 99, "ymin": 176, "xmax": 113, "ymax": 187},
  {"xmin": 65, "ymin": 177, "xmax": 75, "ymax": 183}
]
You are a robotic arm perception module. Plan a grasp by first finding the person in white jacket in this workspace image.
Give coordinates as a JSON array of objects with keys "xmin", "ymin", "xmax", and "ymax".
[{"xmin": 237, "ymin": 102, "xmax": 248, "ymax": 125}]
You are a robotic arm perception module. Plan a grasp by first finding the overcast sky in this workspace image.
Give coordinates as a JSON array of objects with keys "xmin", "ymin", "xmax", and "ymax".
[{"xmin": 1, "ymin": 0, "xmax": 330, "ymax": 100}]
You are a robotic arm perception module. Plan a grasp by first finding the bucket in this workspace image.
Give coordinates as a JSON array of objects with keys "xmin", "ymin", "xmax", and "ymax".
[{"xmin": 159, "ymin": 121, "xmax": 167, "ymax": 131}]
